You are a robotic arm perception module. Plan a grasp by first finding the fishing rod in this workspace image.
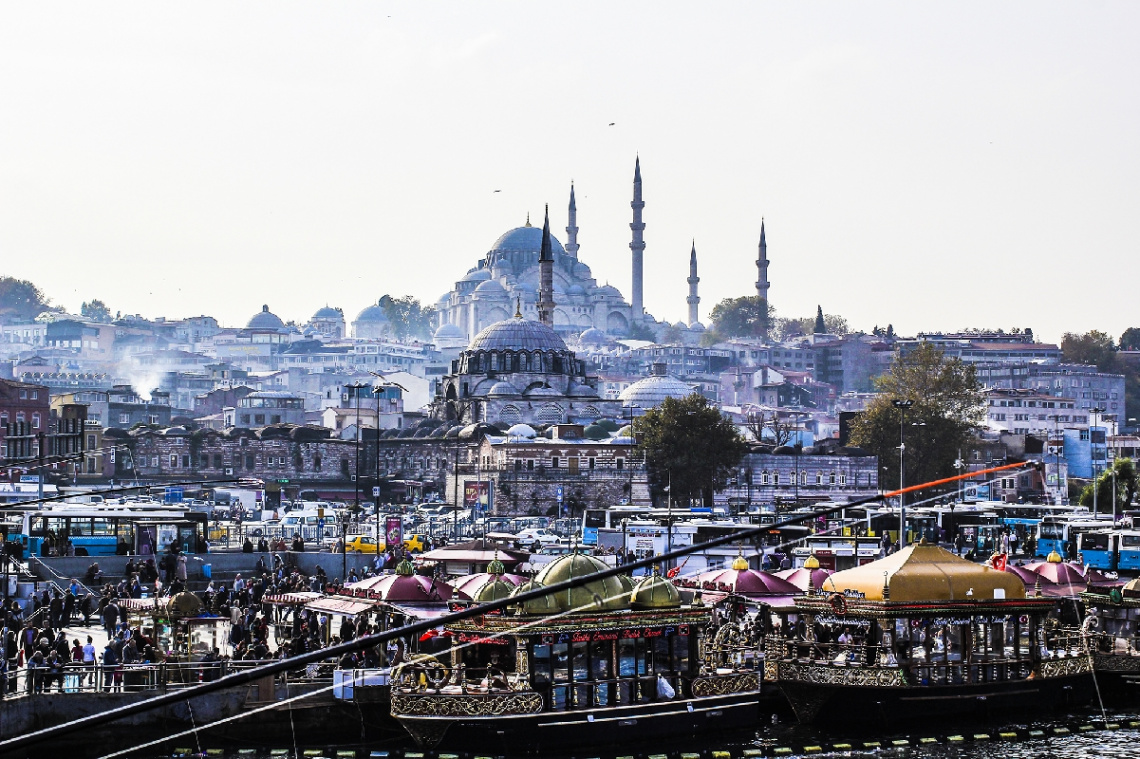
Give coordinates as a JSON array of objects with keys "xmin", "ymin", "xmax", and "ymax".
[{"xmin": 0, "ymin": 459, "xmax": 1039, "ymax": 753}]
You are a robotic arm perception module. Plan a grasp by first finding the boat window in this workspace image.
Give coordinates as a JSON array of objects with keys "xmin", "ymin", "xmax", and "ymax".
[
  {"xmin": 572, "ymin": 641, "xmax": 590, "ymax": 708},
  {"xmin": 552, "ymin": 643, "xmax": 569, "ymax": 682},
  {"xmin": 531, "ymin": 644, "xmax": 551, "ymax": 686},
  {"xmin": 652, "ymin": 636, "xmax": 671, "ymax": 674},
  {"xmin": 617, "ymin": 639, "xmax": 637, "ymax": 677},
  {"xmin": 673, "ymin": 630, "xmax": 690, "ymax": 673}
]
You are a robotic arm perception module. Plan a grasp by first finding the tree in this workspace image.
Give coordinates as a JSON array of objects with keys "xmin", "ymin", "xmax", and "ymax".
[
  {"xmin": 379, "ymin": 295, "xmax": 436, "ymax": 341},
  {"xmin": 1120, "ymin": 328, "xmax": 1140, "ymax": 352},
  {"xmin": 0, "ymin": 276, "xmax": 50, "ymax": 322},
  {"xmin": 659, "ymin": 323, "xmax": 683, "ymax": 344},
  {"xmin": 848, "ymin": 343, "xmax": 985, "ymax": 492},
  {"xmin": 1061, "ymin": 330, "xmax": 1117, "ymax": 372},
  {"xmin": 626, "ymin": 321, "xmax": 657, "ymax": 341},
  {"xmin": 774, "ymin": 312, "xmax": 849, "ymax": 340},
  {"xmin": 80, "ymin": 299, "xmax": 112, "ymax": 323},
  {"xmin": 708, "ymin": 296, "xmax": 773, "ymax": 340},
  {"xmin": 636, "ymin": 393, "xmax": 748, "ymax": 508},
  {"xmin": 813, "ymin": 306, "xmax": 826, "ymax": 335},
  {"xmin": 744, "ymin": 410, "xmax": 793, "ymax": 445},
  {"xmin": 1078, "ymin": 458, "xmax": 1137, "ymax": 512}
]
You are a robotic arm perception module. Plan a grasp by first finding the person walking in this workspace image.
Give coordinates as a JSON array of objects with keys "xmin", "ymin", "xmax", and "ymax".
[{"xmin": 102, "ymin": 599, "xmax": 120, "ymax": 640}]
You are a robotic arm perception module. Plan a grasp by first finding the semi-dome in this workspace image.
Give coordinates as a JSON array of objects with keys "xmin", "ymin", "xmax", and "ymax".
[
  {"xmin": 487, "ymin": 381, "xmax": 521, "ymax": 397},
  {"xmin": 535, "ymin": 552, "xmax": 628, "ymax": 613},
  {"xmin": 524, "ymin": 385, "xmax": 562, "ymax": 398},
  {"xmin": 593, "ymin": 284, "xmax": 622, "ymax": 297},
  {"xmin": 566, "ymin": 284, "xmax": 587, "ymax": 296},
  {"xmin": 434, "ymin": 322, "xmax": 465, "ymax": 340},
  {"xmin": 355, "ymin": 301, "xmax": 391, "ymax": 323},
  {"xmin": 474, "ymin": 279, "xmax": 507, "ymax": 295},
  {"xmin": 619, "ymin": 374, "xmax": 697, "ymax": 408},
  {"xmin": 630, "ymin": 571, "xmax": 681, "ymax": 610},
  {"xmin": 567, "ymin": 383, "xmax": 599, "ymax": 398},
  {"xmin": 490, "ymin": 225, "xmax": 568, "ymax": 257},
  {"xmin": 469, "ymin": 317, "xmax": 566, "ymax": 352},
  {"xmin": 247, "ymin": 305, "xmax": 285, "ymax": 331},
  {"xmin": 312, "ymin": 306, "xmax": 342, "ymax": 319}
]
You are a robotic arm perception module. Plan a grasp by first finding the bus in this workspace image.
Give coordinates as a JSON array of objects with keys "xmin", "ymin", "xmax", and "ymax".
[
  {"xmin": 580, "ymin": 505, "xmax": 653, "ymax": 545},
  {"xmin": 1035, "ymin": 517, "xmax": 1112, "ymax": 560},
  {"xmin": 9, "ymin": 503, "xmax": 209, "ymax": 557},
  {"xmin": 1077, "ymin": 530, "xmax": 1140, "ymax": 572}
]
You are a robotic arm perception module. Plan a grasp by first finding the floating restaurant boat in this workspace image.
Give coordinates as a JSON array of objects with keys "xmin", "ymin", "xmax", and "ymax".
[
  {"xmin": 389, "ymin": 552, "xmax": 766, "ymax": 751},
  {"xmin": 766, "ymin": 542, "xmax": 1096, "ymax": 726},
  {"xmin": 1080, "ymin": 577, "xmax": 1140, "ymax": 699}
]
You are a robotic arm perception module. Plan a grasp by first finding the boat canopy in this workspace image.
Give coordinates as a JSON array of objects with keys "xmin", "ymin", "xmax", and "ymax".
[{"xmin": 818, "ymin": 543, "xmax": 1025, "ymax": 603}]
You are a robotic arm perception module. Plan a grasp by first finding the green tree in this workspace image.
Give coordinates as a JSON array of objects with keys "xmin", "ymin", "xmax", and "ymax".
[
  {"xmin": 0, "ymin": 276, "xmax": 50, "ymax": 322},
  {"xmin": 708, "ymin": 296, "xmax": 773, "ymax": 340},
  {"xmin": 1061, "ymin": 330, "xmax": 1117, "ymax": 372},
  {"xmin": 636, "ymin": 393, "xmax": 747, "ymax": 508},
  {"xmin": 813, "ymin": 305, "xmax": 826, "ymax": 334},
  {"xmin": 775, "ymin": 313, "xmax": 849, "ymax": 340},
  {"xmin": 849, "ymin": 343, "xmax": 985, "ymax": 492},
  {"xmin": 626, "ymin": 321, "xmax": 657, "ymax": 341},
  {"xmin": 1078, "ymin": 458, "xmax": 1137, "ymax": 512},
  {"xmin": 80, "ymin": 299, "xmax": 112, "ymax": 323},
  {"xmin": 659, "ymin": 323, "xmax": 683, "ymax": 344},
  {"xmin": 1120, "ymin": 328, "xmax": 1140, "ymax": 352},
  {"xmin": 379, "ymin": 295, "xmax": 436, "ymax": 341}
]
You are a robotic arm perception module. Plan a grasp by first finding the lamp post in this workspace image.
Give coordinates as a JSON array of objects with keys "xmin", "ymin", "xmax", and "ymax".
[
  {"xmin": 891, "ymin": 399, "xmax": 914, "ymax": 548},
  {"xmin": 1092, "ymin": 406, "xmax": 1105, "ymax": 518},
  {"xmin": 373, "ymin": 382, "xmax": 384, "ymax": 555},
  {"xmin": 345, "ymin": 381, "xmax": 367, "ymax": 580}
]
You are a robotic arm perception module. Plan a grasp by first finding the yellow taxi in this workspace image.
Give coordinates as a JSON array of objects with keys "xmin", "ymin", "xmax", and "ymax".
[
  {"xmin": 343, "ymin": 535, "xmax": 383, "ymax": 554},
  {"xmin": 402, "ymin": 533, "xmax": 427, "ymax": 553}
]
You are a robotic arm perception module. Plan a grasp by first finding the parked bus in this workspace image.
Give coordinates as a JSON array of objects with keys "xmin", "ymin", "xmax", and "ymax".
[
  {"xmin": 1077, "ymin": 530, "xmax": 1140, "ymax": 572},
  {"xmin": 579, "ymin": 505, "xmax": 654, "ymax": 545},
  {"xmin": 9, "ymin": 503, "xmax": 208, "ymax": 556},
  {"xmin": 1035, "ymin": 517, "xmax": 1112, "ymax": 560}
]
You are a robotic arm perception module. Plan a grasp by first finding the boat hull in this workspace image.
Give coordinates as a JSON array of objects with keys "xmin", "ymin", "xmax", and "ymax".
[
  {"xmin": 776, "ymin": 661, "xmax": 1096, "ymax": 727},
  {"xmin": 1092, "ymin": 653, "xmax": 1140, "ymax": 702},
  {"xmin": 393, "ymin": 689, "xmax": 772, "ymax": 751}
]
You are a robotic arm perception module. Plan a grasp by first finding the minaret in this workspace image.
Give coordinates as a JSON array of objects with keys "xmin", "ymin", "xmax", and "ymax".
[
  {"xmin": 537, "ymin": 204, "xmax": 555, "ymax": 328},
  {"xmin": 756, "ymin": 219, "xmax": 770, "ymax": 303},
  {"xmin": 629, "ymin": 156, "xmax": 645, "ymax": 321},
  {"xmin": 565, "ymin": 183, "xmax": 579, "ymax": 259},
  {"xmin": 687, "ymin": 240, "xmax": 700, "ymax": 326}
]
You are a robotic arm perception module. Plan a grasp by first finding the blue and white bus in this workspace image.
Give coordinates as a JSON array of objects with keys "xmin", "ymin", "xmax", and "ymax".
[
  {"xmin": 1035, "ymin": 517, "xmax": 1112, "ymax": 560},
  {"xmin": 581, "ymin": 505, "xmax": 653, "ymax": 545},
  {"xmin": 8, "ymin": 503, "xmax": 208, "ymax": 557},
  {"xmin": 1077, "ymin": 530, "xmax": 1140, "ymax": 572}
]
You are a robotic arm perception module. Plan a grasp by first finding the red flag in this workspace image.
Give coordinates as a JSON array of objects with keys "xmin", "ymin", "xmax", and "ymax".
[{"xmin": 991, "ymin": 553, "xmax": 1008, "ymax": 572}]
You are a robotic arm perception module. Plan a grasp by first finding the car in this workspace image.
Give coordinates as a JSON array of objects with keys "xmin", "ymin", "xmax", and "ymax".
[
  {"xmin": 402, "ymin": 533, "xmax": 427, "ymax": 553},
  {"xmin": 343, "ymin": 535, "xmax": 383, "ymax": 554},
  {"xmin": 516, "ymin": 528, "xmax": 560, "ymax": 547}
]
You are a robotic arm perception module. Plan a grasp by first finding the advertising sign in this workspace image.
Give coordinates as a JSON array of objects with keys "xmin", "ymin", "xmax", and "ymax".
[
  {"xmin": 385, "ymin": 516, "xmax": 403, "ymax": 550},
  {"xmin": 464, "ymin": 481, "xmax": 492, "ymax": 512}
]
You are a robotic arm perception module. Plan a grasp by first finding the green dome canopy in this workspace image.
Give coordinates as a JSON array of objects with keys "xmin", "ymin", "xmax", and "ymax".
[
  {"xmin": 535, "ymin": 552, "xmax": 628, "ymax": 613},
  {"xmin": 510, "ymin": 579, "xmax": 560, "ymax": 615},
  {"xmin": 474, "ymin": 577, "xmax": 516, "ymax": 604},
  {"xmin": 630, "ymin": 570, "xmax": 681, "ymax": 610}
]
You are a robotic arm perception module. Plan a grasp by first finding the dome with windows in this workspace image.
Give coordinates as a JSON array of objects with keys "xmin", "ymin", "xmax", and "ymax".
[
  {"xmin": 312, "ymin": 306, "xmax": 341, "ymax": 320},
  {"xmin": 619, "ymin": 365, "xmax": 697, "ymax": 408},
  {"xmin": 469, "ymin": 317, "xmax": 567, "ymax": 352},
  {"xmin": 490, "ymin": 225, "xmax": 568, "ymax": 257},
  {"xmin": 247, "ymin": 305, "xmax": 286, "ymax": 331},
  {"xmin": 355, "ymin": 301, "xmax": 390, "ymax": 324},
  {"xmin": 474, "ymin": 279, "xmax": 507, "ymax": 295}
]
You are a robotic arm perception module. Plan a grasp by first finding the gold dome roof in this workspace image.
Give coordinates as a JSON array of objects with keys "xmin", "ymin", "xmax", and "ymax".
[
  {"xmin": 1046, "ymin": 550, "xmax": 1063, "ymax": 564},
  {"xmin": 473, "ymin": 576, "xmax": 516, "ymax": 604},
  {"xmin": 509, "ymin": 579, "xmax": 560, "ymax": 615},
  {"xmin": 487, "ymin": 552, "xmax": 507, "ymax": 576},
  {"xmin": 804, "ymin": 553, "xmax": 820, "ymax": 570},
  {"xmin": 630, "ymin": 570, "xmax": 681, "ymax": 610},
  {"xmin": 731, "ymin": 555, "xmax": 749, "ymax": 571},
  {"xmin": 534, "ymin": 552, "xmax": 628, "ymax": 612}
]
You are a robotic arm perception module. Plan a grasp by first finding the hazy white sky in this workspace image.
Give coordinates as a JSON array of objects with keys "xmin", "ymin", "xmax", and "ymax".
[{"xmin": 1, "ymin": 2, "xmax": 1136, "ymax": 344}]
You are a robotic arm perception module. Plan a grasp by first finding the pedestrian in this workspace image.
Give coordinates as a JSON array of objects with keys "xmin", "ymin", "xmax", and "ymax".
[
  {"xmin": 82, "ymin": 635, "xmax": 96, "ymax": 685},
  {"xmin": 102, "ymin": 599, "xmax": 120, "ymax": 639}
]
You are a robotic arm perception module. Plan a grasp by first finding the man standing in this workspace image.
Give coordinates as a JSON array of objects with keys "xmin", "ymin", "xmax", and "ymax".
[{"xmin": 102, "ymin": 598, "xmax": 120, "ymax": 640}]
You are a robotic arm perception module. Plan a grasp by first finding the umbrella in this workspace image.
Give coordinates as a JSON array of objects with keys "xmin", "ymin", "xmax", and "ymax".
[
  {"xmin": 449, "ymin": 572, "xmax": 525, "ymax": 600},
  {"xmin": 691, "ymin": 566, "xmax": 800, "ymax": 598},
  {"xmin": 774, "ymin": 566, "xmax": 835, "ymax": 592}
]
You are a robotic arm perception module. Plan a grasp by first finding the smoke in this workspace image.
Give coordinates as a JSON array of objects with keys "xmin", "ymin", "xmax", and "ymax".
[{"xmin": 114, "ymin": 359, "xmax": 162, "ymax": 402}]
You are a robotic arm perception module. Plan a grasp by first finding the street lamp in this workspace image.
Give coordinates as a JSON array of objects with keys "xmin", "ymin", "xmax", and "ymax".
[
  {"xmin": 891, "ymin": 399, "xmax": 914, "ymax": 548},
  {"xmin": 1091, "ymin": 406, "xmax": 1105, "ymax": 518}
]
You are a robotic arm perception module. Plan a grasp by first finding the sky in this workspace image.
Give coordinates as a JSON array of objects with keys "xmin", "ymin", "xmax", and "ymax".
[{"xmin": 1, "ymin": 2, "xmax": 1137, "ymax": 345}]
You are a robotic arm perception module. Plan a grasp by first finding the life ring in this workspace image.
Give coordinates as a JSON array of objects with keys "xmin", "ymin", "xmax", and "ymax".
[{"xmin": 829, "ymin": 593, "xmax": 848, "ymax": 616}]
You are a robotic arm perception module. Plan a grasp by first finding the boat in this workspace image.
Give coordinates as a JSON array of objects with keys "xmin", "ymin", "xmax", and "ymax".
[
  {"xmin": 766, "ymin": 542, "xmax": 1096, "ymax": 726},
  {"xmin": 389, "ymin": 552, "xmax": 768, "ymax": 751},
  {"xmin": 1080, "ymin": 577, "xmax": 1140, "ymax": 700}
]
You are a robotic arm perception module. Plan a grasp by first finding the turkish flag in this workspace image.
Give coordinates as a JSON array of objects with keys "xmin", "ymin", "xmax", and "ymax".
[{"xmin": 991, "ymin": 553, "xmax": 1008, "ymax": 572}]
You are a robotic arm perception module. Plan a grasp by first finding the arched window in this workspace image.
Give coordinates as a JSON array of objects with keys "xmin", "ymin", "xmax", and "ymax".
[
  {"xmin": 536, "ymin": 403, "xmax": 564, "ymax": 425},
  {"xmin": 499, "ymin": 405, "xmax": 522, "ymax": 425},
  {"xmin": 772, "ymin": 472, "xmax": 780, "ymax": 486},
  {"xmin": 761, "ymin": 470, "xmax": 770, "ymax": 485},
  {"xmin": 314, "ymin": 454, "xmax": 322, "ymax": 472}
]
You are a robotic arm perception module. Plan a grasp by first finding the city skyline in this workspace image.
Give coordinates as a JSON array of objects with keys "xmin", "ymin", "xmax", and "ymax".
[{"xmin": 2, "ymin": 3, "xmax": 1137, "ymax": 344}]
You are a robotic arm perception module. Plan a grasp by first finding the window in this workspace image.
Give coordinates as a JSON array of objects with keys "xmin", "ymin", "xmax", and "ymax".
[
  {"xmin": 761, "ymin": 471, "xmax": 770, "ymax": 485},
  {"xmin": 18, "ymin": 390, "xmax": 26, "ymax": 399},
  {"xmin": 182, "ymin": 455, "xmax": 190, "ymax": 468},
  {"xmin": 31, "ymin": 413, "xmax": 39, "ymax": 429},
  {"xmin": 527, "ymin": 459, "xmax": 535, "ymax": 471},
  {"xmin": 246, "ymin": 454, "xmax": 255, "ymax": 469},
  {"xmin": 839, "ymin": 473, "xmax": 847, "ymax": 486},
  {"xmin": 170, "ymin": 454, "xmax": 178, "ymax": 468},
  {"xmin": 829, "ymin": 472, "xmax": 836, "ymax": 485},
  {"xmin": 271, "ymin": 415, "xmax": 282, "ymax": 424},
  {"xmin": 772, "ymin": 472, "xmax": 780, "ymax": 486},
  {"xmin": 551, "ymin": 457, "xmax": 560, "ymax": 469},
  {"xmin": 616, "ymin": 458, "xmax": 624, "ymax": 470},
  {"xmin": 313, "ymin": 454, "xmax": 322, "ymax": 471},
  {"xmin": 815, "ymin": 472, "xmax": 823, "ymax": 485},
  {"xmin": 254, "ymin": 414, "xmax": 265, "ymax": 425},
  {"xmin": 588, "ymin": 457, "xmax": 596, "ymax": 469},
  {"xmin": 151, "ymin": 456, "xmax": 159, "ymax": 467},
  {"xmin": 120, "ymin": 413, "xmax": 130, "ymax": 425},
  {"xmin": 240, "ymin": 414, "xmax": 251, "ymax": 425},
  {"xmin": 213, "ymin": 454, "xmax": 223, "ymax": 468}
]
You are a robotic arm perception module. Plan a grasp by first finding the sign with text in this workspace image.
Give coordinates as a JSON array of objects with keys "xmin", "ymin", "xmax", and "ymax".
[
  {"xmin": 464, "ymin": 481, "xmax": 492, "ymax": 512},
  {"xmin": 385, "ymin": 517, "xmax": 403, "ymax": 550}
]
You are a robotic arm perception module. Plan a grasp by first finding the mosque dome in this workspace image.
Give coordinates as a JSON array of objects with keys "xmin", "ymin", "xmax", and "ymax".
[
  {"xmin": 689, "ymin": 321, "xmax": 706, "ymax": 331},
  {"xmin": 525, "ymin": 385, "xmax": 562, "ymax": 398},
  {"xmin": 583, "ymin": 424, "xmax": 608, "ymax": 440},
  {"xmin": 567, "ymin": 284, "xmax": 586, "ymax": 296},
  {"xmin": 491, "ymin": 261, "xmax": 514, "ymax": 278},
  {"xmin": 246, "ymin": 305, "xmax": 286, "ymax": 331},
  {"xmin": 490, "ymin": 225, "xmax": 567, "ymax": 257},
  {"xmin": 462, "ymin": 268, "xmax": 493, "ymax": 283},
  {"xmin": 469, "ymin": 317, "xmax": 566, "ymax": 352},
  {"xmin": 630, "ymin": 571, "xmax": 681, "ymax": 610},
  {"xmin": 578, "ymin": 328, "xmax": 611, "ymax": 346},
  {"xmin": 573, "ymin": 262, "xmax": 593, "ymax": 278},
  {"xmin": 514, "ymin": 281, "xmax": 537, "ymax": 293},
  {"xmin": 593, "ymin": 284, "xmax": 622, "ymax": 298},
  {"xmin": 488, "ymin": 381, "xmax": 521, "ymax": 397},
  {"xmin": 567, "ymin": 383, "xmax": 599, "ymax": 398},
  {"xmin": 619, "ymin": 369, "xmax": 697, "ymax": 408},
  {"xmin": 434, "ymin": 322, "xmax": 465, "ymax": 340},
  {"xmin": 535, "ymin": 553, "xmax": 628, "ymax": 613},
  {"xmin": 355, "ymin": 301, "xmax": 391, "ymax": 323},
  {"xmin": 312, "ymin": 306, "xmax": 342, "ymax": 320},
  {"xmin": 474, "ymin": 279, "xmax": 508, "ymax": 295},
  {"xmin": 436, "ymin": 293, "xmax": 452, "ymax": 307},
  {"xmin": 506, "ymin": 423, "xmax": 537, "ymax": 439}
]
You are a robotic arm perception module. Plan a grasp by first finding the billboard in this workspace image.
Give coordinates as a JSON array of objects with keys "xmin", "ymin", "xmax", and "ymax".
[
  {"xmin": 464, "ymin": 481, "xmax": 493, "ymax": 512},
  {"xmin": 385, "ymin": 516, "xmax": 403, "ymax": 550}
]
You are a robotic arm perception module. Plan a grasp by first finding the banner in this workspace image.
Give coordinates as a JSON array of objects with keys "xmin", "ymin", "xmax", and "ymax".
[{"xmin": 385, "ymin": 517, "xmax": 403, "ymax": 550}]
